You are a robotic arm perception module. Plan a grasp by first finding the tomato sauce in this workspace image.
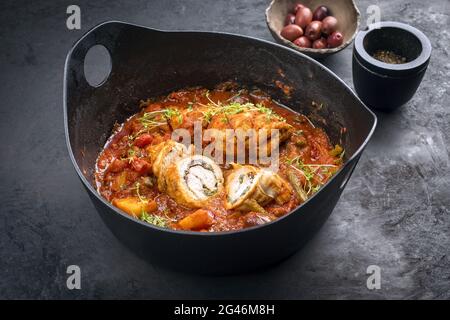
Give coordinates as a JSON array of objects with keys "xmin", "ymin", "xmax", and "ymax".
[{"xmin": 95, "ymin": 83, "xmax": 343, "ymax": 232}]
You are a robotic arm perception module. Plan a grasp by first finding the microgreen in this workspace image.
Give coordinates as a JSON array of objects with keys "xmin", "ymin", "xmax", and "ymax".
[{"xmin": 140, "ymin": 211, "xmax": 167, "ymax": 228}]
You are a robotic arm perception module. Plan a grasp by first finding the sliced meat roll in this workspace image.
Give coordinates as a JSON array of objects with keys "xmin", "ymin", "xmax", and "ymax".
[
  {"xmin": 147, "ymin": 140, "xmax": 190, "ymax": 191},
  {"xmin": 225, "ymin": 164, "xmax": 292, "ymax": 212},
  {"xmin": 164, "ymin": 155, "xmax": 224, "ymax": 208}
]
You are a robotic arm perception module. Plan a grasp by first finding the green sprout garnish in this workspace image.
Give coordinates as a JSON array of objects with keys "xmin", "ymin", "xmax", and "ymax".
[
  {"xmin": 133, "ymin": 182, "xmax": 147, "ymax": 204},
  {"xmin": 140, "ymin": 211, "xmax": 168, "ymax": 228},
  {"xmin": 197, "ymin": 101, "xmax": 287, "ymax": 124},
  {"xmin": 286, "ymin": 156, "xmax": 339, "ymax": 199},
  {"xmin": 163, "ymin": 107, "xmax": 183, "ymax": 123}
]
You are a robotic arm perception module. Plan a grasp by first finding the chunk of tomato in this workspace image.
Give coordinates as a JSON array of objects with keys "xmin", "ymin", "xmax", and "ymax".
[
  {"xmin": 107, "ymin": 158, "xmax": 127, "ymax": 173},
  {"xmin": 133, "ymin": 134, "xmax": 153, "ymax": 147},
  {"xmin": 131, "ymin": 158, "xmax": 151, "ymax": 175}
]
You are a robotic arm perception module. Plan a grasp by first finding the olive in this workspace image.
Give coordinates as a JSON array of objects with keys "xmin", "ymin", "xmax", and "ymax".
[
  {"xmin": 322, "ymin": 16, "xmax": 338, "ymax": 35},
  {"xmin": 284, "ymin": 13, "xmax": 296, "ymax": 26},
  {"xmin": 312, "ymin": 37, "xmax": 328, "ymax": 49},
  {"xmin": 280, "ymin": 24, "xmax": 304, "ymax": 41},
  {"xmin": 312, "ymin": 5, "xmax": 329, "ymax": 21},
  {"xmin": 327, "ymin": 31, "xmax": 344, "ymax": 48},
  {"xmin": 293, "ymin": 3, "xmax": 306, "ymax": 13},
  {"xmin": 295, "ymin": 7, "xmax": 313, "ymax": 28},
  {"xmin": 293, "ymin": 36, "xmax": 312, "ymax": 48},
  {"xmin": 305, "ymin": 21, "xmax": 322, "ymax": 41}
]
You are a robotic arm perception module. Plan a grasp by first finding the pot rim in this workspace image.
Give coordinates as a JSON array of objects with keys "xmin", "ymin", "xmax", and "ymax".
[
  {"xmin": 354, "ymin": 21, "xmax": 432, "ymax": 76},
  {"xmin": 64, "ymin": 20, "xmax": 377, "ymax": 237},
  {"xmin": 353, "ymin": 50, "xmax": 430, "ymax": 80}
]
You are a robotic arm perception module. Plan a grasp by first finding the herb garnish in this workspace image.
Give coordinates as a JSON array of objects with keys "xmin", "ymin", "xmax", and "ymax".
[
  {"xmin": 140, "ymin": 211, "xmax": 168, "ymax": 228},
  {"xmin": 138, "ymin": 107, "xmax": 183, "ymax": 132},
  {"xmin": 286, "ymin": 156, "xmax": 339, "ymax": 199},
  {"xmin": 198, "ymin": 101, "xmax": 287, "ymax": 124},
  {"xmin": 163, "ymin": 107, "xmax": 183, "ymax": 124},
  {"xmin": 133, "ymin": 182, "xmax": 147, "ymax": 204}
]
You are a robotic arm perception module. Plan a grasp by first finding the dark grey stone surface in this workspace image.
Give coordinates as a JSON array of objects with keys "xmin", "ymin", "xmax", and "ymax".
[{"xmin": 0, "ymin": 0, "xmax": 449, "ymax": 299}]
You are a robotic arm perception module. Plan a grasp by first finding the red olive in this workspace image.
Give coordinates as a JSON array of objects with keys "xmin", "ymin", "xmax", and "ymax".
[
  {"xmin": 294, "ymin": 3, "xmax": 306, "ymax": 13},
  {"xmin": 280, "ymin": 24, "xmax": 304, "ymax": 41},
  {"xmin": 322, "ymin": 16, "xmax": 338, "ymax": 35},
  {"xmin": 312, "ymin": 5, "xmax": 329, "ymax": 21},
  {"xmin": 295, "ymin": 7, "xmax": 313, "ymax": 28},
  {"xmin": 313, "ymin": 37, "xmax": 328, "ymax": 49},
  {"xmin": 327, "ymin": 31, "xmax": 344, "ymax": 48},
  {"xmin": 305, "ymin": 21, "xmax": 322, "ymax": 41},
  {"xmin": 293, "ymin": 36, "xmax": 312, "ymax": 48},
  {"xmin": 284, "ymin": 13, "xmax": 296, "ymax": 25}
]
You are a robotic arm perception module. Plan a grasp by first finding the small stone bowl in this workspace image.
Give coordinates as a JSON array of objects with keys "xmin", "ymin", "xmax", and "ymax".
[
  {"xmin": 265, "ymin": 0, "xmax": 360, "ymax": 59},
  {"xmin": 352, "ymin": 21, "xmax": 432, "ymax": 111}
]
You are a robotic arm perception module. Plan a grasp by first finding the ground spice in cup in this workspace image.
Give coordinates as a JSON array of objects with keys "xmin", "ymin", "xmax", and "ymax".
[{"xmin": 372, "ymin": 50, "xmax": 407, "ymax": 64}]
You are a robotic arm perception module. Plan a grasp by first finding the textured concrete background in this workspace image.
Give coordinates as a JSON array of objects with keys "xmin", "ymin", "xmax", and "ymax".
[{"xmin": 0, "ymin": 0, "xmax": 449, "ymax": 299}]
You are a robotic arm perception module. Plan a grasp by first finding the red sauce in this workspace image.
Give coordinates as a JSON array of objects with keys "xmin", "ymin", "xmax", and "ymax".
[{"xmin": 95, "ymin": 83, "xmax": 343, "ymax": 232}]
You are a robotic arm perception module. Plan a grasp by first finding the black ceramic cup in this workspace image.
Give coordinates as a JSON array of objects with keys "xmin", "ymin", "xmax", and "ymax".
[{"xmin": 352, "ymin": 21, "xmax": 431, "ymax": 111}]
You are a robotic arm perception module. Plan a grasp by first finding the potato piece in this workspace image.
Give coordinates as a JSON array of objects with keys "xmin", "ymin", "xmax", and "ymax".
[
  {"xmin": 111, "ymin": 171, "xmax": 127, "ymax": 192},
  {"xmin": 112, "ymin": 197, "xmax": 157, "ymax": 217},
  {"xmin": 178, "ymin": 209, "xmax": 213, "ymax": 231}
]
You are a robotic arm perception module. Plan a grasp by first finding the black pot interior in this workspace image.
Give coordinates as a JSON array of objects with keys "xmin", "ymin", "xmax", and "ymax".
[
  {"xmin": 362, "ymin": 27, "xmax": 422, "ymax": 63},
  {"xmin": 65, "ymin": 22, "xmax": 375, "ymax": 189}
]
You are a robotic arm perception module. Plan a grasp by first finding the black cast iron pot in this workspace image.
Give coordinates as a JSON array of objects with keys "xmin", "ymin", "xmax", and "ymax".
[
  {"xmin": 352, "ymin": 21, "xmax": 432, "ymax": 111},
  {"xmin": 64, "ymin": 21, "xmax": 376, "ymax": 274}
]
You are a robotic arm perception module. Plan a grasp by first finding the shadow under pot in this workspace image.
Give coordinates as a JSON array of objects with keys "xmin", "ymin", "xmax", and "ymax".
[{"xmin": 352, "ymin": 21, "xmax": 431, "ymax": 111}]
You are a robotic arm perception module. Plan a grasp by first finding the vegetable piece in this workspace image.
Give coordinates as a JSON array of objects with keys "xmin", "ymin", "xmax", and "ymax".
[
  {"xmin": 108, "ymin": 158, "xmax": 127, "ymax": 173},
  {"xmin": 131, "ymin": 158, "xmax": 151, "ymax": 174},
  {"xmin": 287, "ymin": 170, "xmax": 308, "ymax": 202},
  {"xmin": 134, "ymin": 133, "xmax": 153, "ymax": 147},
  {"xmin": 178, "ymin": 209, "xmax": 213, "ymax": 230},
  {"xmin": 111, "ymin": 171, "xmax": 127, "ymax": 192},
  {"xmin": 112, "ymin": 197, "xmax": 157, "ymax": 217},
  {"xmin": 329, "ymin": 144, "xmax": 344, "ymax": 157},
  {"xmin": 244, "ymin": 199, "xmax": 267, "ymax": 214},
  {"xmin": 146, "ymin": 200, "xmax": 158, "ymax": 212}
]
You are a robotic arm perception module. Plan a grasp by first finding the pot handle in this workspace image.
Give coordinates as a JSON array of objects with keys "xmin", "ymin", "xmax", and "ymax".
[
  {"xmin": 64, "ymin": 21, "xmax": 162, "ymax": 89},
  {"xmin": 65, "ymin": 22, "xmax": 114, "ymax": 89}
]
